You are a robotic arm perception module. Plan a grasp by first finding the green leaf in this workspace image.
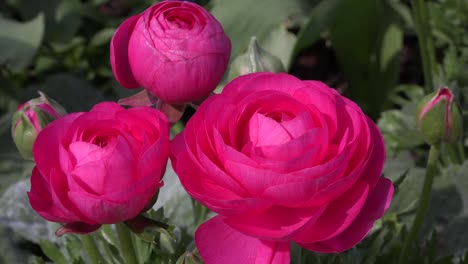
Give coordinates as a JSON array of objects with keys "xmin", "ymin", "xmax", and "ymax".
[
  {"xmin": 65, "ymin": 236, "xmax": 83, "ymax": 262},
  {"xmin": 378, "ymin": 85, "xmax": 425, "ymax": 154},
  {"xmin": 90, "ymin": 28, "xmax": 116, "ymax": 47},
  {"xmin": 378, "ymin": 109, "xmax": 424, "ymax": 154},
  {"xmin": 0, "ymin": 13, "xmax": 44, "ymax": 72},
  {"xmin": 39, "ymin": 240, "xmax": 68, "ymax": 264},
  {"xmin": 387, "ymin": 166, "xmax": 424, "ymax": 217},
  {"xmin": 22, "ymin": 73, "xmax": 106, "ymax": 112},
  {"xmin": 329, "ymin": 0, "xmax": 402, "ymax": 118},
  {"xmin": 211, "ymin": 0, "xmax": 312, "ymax": 67},
  {"xmin": 291, "ymin": 0, "xmax": 341, "ymax": 62},
  {"xmin": 7, "ymin": 0, "xmax": 82, "ymax": 43},
  {"xmin": 261, "ymin": 25, "xmax": 297, "ymax": 70},
  {"xmin": 444, "ymin": 161, "xmax": 468, "ymax": 217},
  {"xmin": 153, "ymin": 160, "xmax": 194, "ymax": 230}
]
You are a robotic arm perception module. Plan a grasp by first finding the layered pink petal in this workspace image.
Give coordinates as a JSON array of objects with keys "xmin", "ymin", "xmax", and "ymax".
[
  {"xmin": 67, "ymin": 177, "xmax": 160, "ymax": 224},
  {"xmin": 297, "ymin": 178, "xmax": 394, "ymax": 253},
  {"xmin": 126, "ymin": 1, "xmax": 231, "ymax": 104},
  {"xmin": 292, "ymin": 181, "xmax": 369, "ymax": 243},
  {"xmin": 69, "ymin": 137, "xmax": 137, "ymax": 194},
  {"xmin": 222, "ymin": 73, "xmax": 304, "ymax": 101},
  {"xmin": 170, "ymin": 72, "xmax": 392, "ymax": 257},
  {"xmin": 223, "ymin": 205, "xmax": 325, "ymax": 240},
  {"xmin": 28, "ymin": 167, "xmax": 77, "ymax": 223},
  {"xmin": 33, "ymin": 113, "xmax": 82, "ymax": 177},
  {"xmin": 196, "ymin": 216, "xmax": 290, "ymax": 264},
  {"xmin": 110, "ymin": 15, "xmax": 140, "ymax": 88}
]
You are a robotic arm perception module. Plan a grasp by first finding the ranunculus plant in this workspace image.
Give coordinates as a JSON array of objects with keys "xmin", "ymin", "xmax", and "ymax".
[
  {"xmin": 8, "ymin": 0, "xmax": 462, "ymax": 263},
  {"xmin": 28, "ymin": 102, "xmax": 170, "ymax": 235},
  {"xmin": 110, "ymin": 0, "xmax": 231, "ymax": 104},
  {"xmin": 170, "ymin": 72, "xmax": 394, "ymax": 263}
]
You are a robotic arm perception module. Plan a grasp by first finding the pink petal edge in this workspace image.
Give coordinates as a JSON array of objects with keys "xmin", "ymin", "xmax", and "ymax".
[
  {"xmin": 110, "ymin": 15, "xmax": 140, "ymax": 88},
  {"xmin": 196, "ymin": 216, "xmax": 290, "ymax": 264}
]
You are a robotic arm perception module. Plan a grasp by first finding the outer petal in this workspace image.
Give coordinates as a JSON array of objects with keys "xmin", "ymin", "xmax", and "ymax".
[
  {"xmin": 68, "ymin": 172, "xmax": 162, "ymax": 224},
  {"xmin": 221, "ymin": 73, "xmax": 304, "ymax": 101},
  {"xmin": 33, "ymin": 113, "xmax": 82, "ymax": 178},
  {"xmin": 110, "ymin": 15, "xmax": 140, "ymax": 88},
  {"xmin": 291, "ymin": 181, "xmax": 369, "ymax": 243},
  {"xmin": 223, "ymin": 205, "xmax": 325, "ymax": 240},
  {"xmin": 297, "ymin": 178, "xmax": 394, "ymax": 253},
  {"xmin": 28, "ymin": 167, "xmax": 77, "ymax": 223},
  {"xmin": 55, "ymin": 222, "xmax": 101, "ymax": 236},
  {"xmin": 196, "ymin": 216, "xmax": 290, "ymax": 264}
]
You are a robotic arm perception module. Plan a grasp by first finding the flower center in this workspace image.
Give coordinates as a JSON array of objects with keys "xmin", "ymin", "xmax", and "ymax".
[{"xmin": 93, "ymin": 135, "xmax": 110, "ymax": 148}]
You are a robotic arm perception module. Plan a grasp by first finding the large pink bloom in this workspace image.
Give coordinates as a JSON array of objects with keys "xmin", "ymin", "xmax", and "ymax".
[
  {"xmin": 171, "ymin": 73, "xmax": 393, "ymax": 263},
  {"xmin": 28, "ymin": 102, "xmax": 170, "ymax": 235},
  {"xmin": 110, "ymin": 0, "xmax": 231, "ymax": 104}
]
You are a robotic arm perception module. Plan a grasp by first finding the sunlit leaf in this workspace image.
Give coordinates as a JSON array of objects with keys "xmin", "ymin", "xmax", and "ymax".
[
  {"xmin": 0, "ymin": 13, "xmax": 44, "ymax": 71},
  {"xmin": 211, "ymin": 0, "xmax": 312, "ymax": 66}
]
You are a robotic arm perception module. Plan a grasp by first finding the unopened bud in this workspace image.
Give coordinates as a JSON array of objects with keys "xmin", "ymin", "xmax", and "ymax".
[
  {"xmin": 11, "ymin": 92, "xmax": 66, "ymax": 159},
  {"xmin": 415, "ymin": 87, "xmax": 462, "ymax": 145},
  {"xmin": 228, "ymin": 36, "xmax": 285, "ymax": 81}
]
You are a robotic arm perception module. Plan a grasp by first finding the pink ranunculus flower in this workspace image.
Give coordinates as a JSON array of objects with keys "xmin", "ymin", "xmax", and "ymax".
[
  {"xmin": 110, "ymin": 0, "xmax": 231, "ymax": 104},
  {"xmin": 28, "ymin": 102, "xmax": 170, "ymax": 235},
  {"xmin": 171, "ymin": 73, "xmax": 394, "ymax": 263}
]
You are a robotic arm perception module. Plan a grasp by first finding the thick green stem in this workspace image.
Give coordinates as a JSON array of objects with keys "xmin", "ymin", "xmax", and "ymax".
[
  {"xmin": 399, "ymin": 145, "xmax": 439, "ymax": 264},
  {"xmin": 411, "ymin": 0, "xmax": 436, "ymax": 93},
  {"xmin": 80, "ymin": 235, "xmax": 104, "ymax": 264},
  {"xmin": 116, "ymin": 223, "xmax": 138, "ymax": 264}
]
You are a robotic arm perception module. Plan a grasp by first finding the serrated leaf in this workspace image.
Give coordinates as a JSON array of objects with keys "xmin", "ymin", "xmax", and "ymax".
[
  {"xmin": 0, "ymin": 13, "xmax": 44, "ymax": 72},
  {"xmin": 387, "ymin": 166, "xmax": 424, "ymax": 217}
]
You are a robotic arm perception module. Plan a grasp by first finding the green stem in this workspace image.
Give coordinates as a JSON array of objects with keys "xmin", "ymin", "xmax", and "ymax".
[
  {"xmin": 399, "ymin": 145, "xmax": 439, "ymax": 264},
  {"xmin": 116, "ymin": 223, "xmax": 138, "ymax": 264},
  {"xmin": 419, "ymin": 0, "xmax": 437, "ymax": 81},
  {"xmin": 80, "ymin": 235, "xmax": 104, "ymax": 264},
  {"xmin": 411, "ymin": 0, "xmax": 436, "ymax": 93}
]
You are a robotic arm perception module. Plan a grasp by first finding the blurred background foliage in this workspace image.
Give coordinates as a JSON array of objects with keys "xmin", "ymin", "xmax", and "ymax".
[{"xmin": 1, "ymin": 0, "xmax": 468, "ymax": 263}]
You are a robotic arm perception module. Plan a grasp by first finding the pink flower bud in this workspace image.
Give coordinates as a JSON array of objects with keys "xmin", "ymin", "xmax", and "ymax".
[
  {"xmin": 110, "ymin": 0, "xmax": 231, "ymax": 104},
  {"xmin": 11, "ymin": 92, "xmax": 66, "ymax": 159},
  {"xmin": 416, "ymin": 87, "xmax": 463, "ymax": 145}
]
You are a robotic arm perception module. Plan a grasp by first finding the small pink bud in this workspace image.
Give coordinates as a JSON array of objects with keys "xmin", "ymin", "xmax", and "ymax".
[
  {"xmin": 11, "ymin": 92, "xmax": 66, "ymax": 159},
  {"xmin": 416, "ymin": 87, "xmax": 463, "ymax": 145}
]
